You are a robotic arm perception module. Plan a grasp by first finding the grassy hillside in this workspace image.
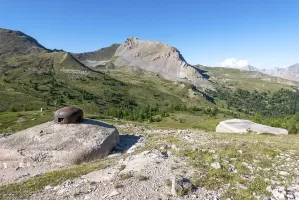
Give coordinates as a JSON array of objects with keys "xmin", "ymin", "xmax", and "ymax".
[
  {"xmin": 0, "ymin": 52, "xmax": 193, "ymax": 111},
  {"xmin": 2, "ymin": 53, "xmax": 299, "ymax": 134},
  {"xmin": 0, "ymin": 52, "xmax": 225, "ymax": 134},
  {"xmin": 0, "ymin": 28, "xmax": 48, "ymax": 56}
]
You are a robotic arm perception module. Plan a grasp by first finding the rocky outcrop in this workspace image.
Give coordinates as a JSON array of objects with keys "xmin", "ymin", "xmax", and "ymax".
[
  {"xmin": 0, "ymin": 119, "xmax": 119, "ymax": 185},
  {"xmin": 114, "ymin": 37, "xmax": 214, "ymax": 90},
  {"xmin": 0, "ymin": 28, "xmax": 48, "ymax": 56},
  {"xmin": 216, "ymin": 119, "xmax": 288, "ymax": 135}
]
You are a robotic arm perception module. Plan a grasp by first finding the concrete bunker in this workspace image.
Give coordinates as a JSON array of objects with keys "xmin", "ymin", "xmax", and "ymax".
[{"xmin": 54, "ymin": 106, "xmax": 83, "ymax": 124}]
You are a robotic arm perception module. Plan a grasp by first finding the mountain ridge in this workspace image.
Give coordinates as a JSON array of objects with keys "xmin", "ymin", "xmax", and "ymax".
[
  {"xmin": 72, "ymin": 37, "xmax": 214, "ymax": 90},
  {"xmin": 71, "ymin": 44, "xmax": 120, "ymax": 67},
  {"xmin": 0, "ymin": 28, "xmax": 49, "ymax": 56},
  {"xmin": 0, "ymin": 28, "xmax": 210, "ymax": 114},
  {"xmin": 1, "ymin": 27, "xmax": 298, "ymax": 114}
]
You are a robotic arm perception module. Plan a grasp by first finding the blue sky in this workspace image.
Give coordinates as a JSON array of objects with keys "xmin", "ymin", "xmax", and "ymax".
[{"xmin": 0, "ymin": 0, "xmax": 298, "ymax": 68}]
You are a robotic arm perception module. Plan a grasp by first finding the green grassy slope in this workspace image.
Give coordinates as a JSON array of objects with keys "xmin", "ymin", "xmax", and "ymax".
[
  {"xmin": 3, "ymin": 54, "xmax": 299, "ymax": 134},
  {"xmin": 0, "ymin": 52, "xmax": 194, "ymax": 111},
  {"xmin": 0, "ymin": 52, "xmax": 222, "ymax": 133},
  {"xmin": 2, "ymin": 42, "xmax": 299, "ymax": 135}
]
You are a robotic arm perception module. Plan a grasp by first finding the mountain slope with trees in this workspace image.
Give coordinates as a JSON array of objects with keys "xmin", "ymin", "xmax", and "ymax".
[{"xmin": 0, "ymin": 28, "xmax": 299, "ymax": 134}]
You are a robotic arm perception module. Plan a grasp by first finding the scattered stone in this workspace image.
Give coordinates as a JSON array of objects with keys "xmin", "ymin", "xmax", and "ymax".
[
  {"xmin": 109, "ymin": 189, "xmax": 120, "ymax": 197},
  {"xmin": 171, "ymin": 144, "xmax": 179, "ymax": 150},
  {"xmin": 271, "ymin": 188, "xmax": 286, "ymax": 200},
  {"xmin": 209, "ymin": 150, "xmax": 216, "ymax": 154},
  {"xmin": 2, "ymin": 122, "xmax": 299, "ymax": 200},
  {"xmin": 44, "ymin": 185, "xmax": 53, "ymax": 190},
  {"xmin": 279, "ymin": 171, "xmax": 289, "ymax": 176},
  {"xmin": 211, "ymin": 162, "xmax": 221, "ymax": 169},
  {"xmin": 171, "ymin": 176, "xmax": 194, "ymax": 196},
  {"xmin": 228, "ymin": 164, "xmax": 237, "ymax": 173}
]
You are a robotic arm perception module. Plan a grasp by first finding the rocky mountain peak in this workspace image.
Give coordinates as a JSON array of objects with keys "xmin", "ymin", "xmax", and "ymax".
[
  {"xmin": 120, "ymin": 37, "xmax": 186, "ymax": 62},
  {"xmin": 71, "ymin": 36, "xmax": 213, "ymax": 90},
  {"xmin": 124, "ymin": 36, "xmax": 140, "ymax": 42},
  {"xmin": 114, "ymin": 37, "xmax": 213, "ymax": 90}
]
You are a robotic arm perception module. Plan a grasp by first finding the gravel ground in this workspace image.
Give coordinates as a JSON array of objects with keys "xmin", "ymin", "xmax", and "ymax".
[{"xmin": 3, "ymin": 123, "xmax": 299, "ymax": 200}]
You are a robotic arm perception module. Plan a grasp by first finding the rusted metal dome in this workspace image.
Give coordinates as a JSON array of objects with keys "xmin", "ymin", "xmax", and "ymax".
[{"xmin": 54, "ymin": 106, "xmax": 83, "ymax": 124}]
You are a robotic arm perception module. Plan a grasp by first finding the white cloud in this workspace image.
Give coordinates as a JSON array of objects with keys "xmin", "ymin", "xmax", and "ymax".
[{"xmin": 217, "ymin": 58, "xmax": 249, "ymax": 68}]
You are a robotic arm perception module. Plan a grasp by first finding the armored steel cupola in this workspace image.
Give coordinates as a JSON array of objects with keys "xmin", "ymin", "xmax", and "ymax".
[{"xmin": 54, "ymin": 106, "xmax": 83, "ymax": 124}]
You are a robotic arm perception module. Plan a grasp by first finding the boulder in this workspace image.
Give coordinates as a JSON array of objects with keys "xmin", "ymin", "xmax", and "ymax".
[
  {"xmin": 216, "ymin": 119, "xmax": 288, "ymax": 135},
  {"xmin": 211, "ymin": 162, "xmax": 221, "ymax": 169},
  {"xmin": 0, "ymin": 119, "xmax": 119, "ymax": 185}
]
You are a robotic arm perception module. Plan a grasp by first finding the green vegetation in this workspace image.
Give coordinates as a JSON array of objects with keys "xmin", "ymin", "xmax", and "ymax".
[
  {"xmin": 119, "ymin": 173, "xmax": 133, "ymax": 180},
  {"xmin": 119, "ymin": 164, "xmax": 126, "ymax": 171},
  {"xmin": 113, "ymin": 182, "xmax": 124, "ymax": 189},
  {"xmin": 2, "ymin": 50, "xmax": 299, "ymax": 135},
  {"xmin": 135, "ymin": 174, "xmax": 149, "ymax": 181},
  {"xmin": 0, "ymin": 53, "xmax": 219, "ymax": 134},
  {"xmin": 202, "ymin": 66, "xmax": 298, "ymax": 92},
  {"xmin": 2, "ymin": 29, "xmax": 299, "ymax": 200},
  {"xmin": 0, "ymin": 54, "xmax": 239, "ymax": 134},
  {"xmin": 0, "ymin": 111, "xmax": 52, "ymax": 134},
  {"xmin": 164, "ymin": 179, "xmax": 172, "ymax": 187},
  {"xmin": 140, "ymin": 112, "xmax": 228, "ymax": 131},
  {"xmin": 118, "ymin": 126, "xmax": 299, "ymax": 199},
  {"xmin": 208, "ymin": 88, "xmax": 299, "ymax": 133},
  {"xmin": 175, "ymin": 133, "xmax": 298, "ymax": 199},
  {"xmin": 211, "ymin": 88, "xmax": 299, "ymax": 116}
]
